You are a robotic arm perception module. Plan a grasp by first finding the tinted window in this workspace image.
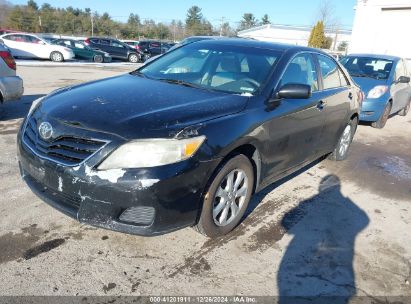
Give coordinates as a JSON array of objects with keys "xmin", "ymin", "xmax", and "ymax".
[
  {"xmin": 99, "ymin": 39, "xmax": 110, "ymax": 45},
  {"xmin": 282, "ymin": 53, "xmax": 319, "ymax": 91},
  {"xmin": 26, "ymin": 35, "xmax": 42, "ymax": 44},
  {"xmin": 74, "ymin": 42, "xmax": 85, "ymax": 49},
  {"xmin": 4, "ymin": 34, "xmax": 27, "ymax": 42},
  {"xmin": 140, "ymin": 44, "xmax": 282, "ymax": 95},
  {"xmin": 318, "ymin": 55, "xmax": 342, "ymax": 89},
  {"xmin": 111, "ymin": 41, "xmax": 124, "ymax": 48}
]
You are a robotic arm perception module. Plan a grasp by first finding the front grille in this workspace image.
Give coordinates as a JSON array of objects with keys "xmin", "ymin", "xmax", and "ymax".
[{"xmin": 23, "ymin": 116, "xmax": 107, "ymax": 166}]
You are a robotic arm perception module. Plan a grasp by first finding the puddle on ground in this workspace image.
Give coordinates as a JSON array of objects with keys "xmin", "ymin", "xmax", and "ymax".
[{"xmin": 325, "ymin": 140, "xmax": 411, "ymax": 201}]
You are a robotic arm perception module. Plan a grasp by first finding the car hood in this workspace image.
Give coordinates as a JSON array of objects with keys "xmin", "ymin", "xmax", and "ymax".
[
  {"xmin": 351, "ymin": 77, "xmax": 389, "ymax": 95},
  {"xmin": 36, "ymin": 74, "xmax": 248, "ymax": 139}
]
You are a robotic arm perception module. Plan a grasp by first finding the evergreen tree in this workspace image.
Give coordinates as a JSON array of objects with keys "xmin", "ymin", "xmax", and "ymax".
[
  {"xmin": 239, "ymin": 13, "xmax": 258, "ymax": 31},
  {"xmin": 308, "ymin": 21, "xmax": 327, "ymax": 49},
  {"xmin": 261, "ymin": 14, "xmax": 270, "ymax": 25},
  {"xmin": 185, "ymin": 6, "xmax": 202, "ymax": 28}
]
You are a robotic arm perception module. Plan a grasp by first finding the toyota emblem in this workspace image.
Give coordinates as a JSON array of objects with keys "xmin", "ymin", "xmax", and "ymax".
[{"xmin": 38, "ymin": 122, "xmax": 53, "ymax": 140}]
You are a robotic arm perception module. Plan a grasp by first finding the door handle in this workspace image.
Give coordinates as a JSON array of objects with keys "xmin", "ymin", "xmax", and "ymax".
[
  {"xmin": 317, "ymin": 100, "xmax": 327, "ymax": 110},
  {"xmin": 348, "ymin": 92, "xmax": 353, "ymax": 100}
]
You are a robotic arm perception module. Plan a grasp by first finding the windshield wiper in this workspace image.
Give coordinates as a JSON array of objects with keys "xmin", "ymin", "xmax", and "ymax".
[
  {"xmin": 156, "ymin": 78, "xmax": 200, "ymax": 89},
  {"xmin": 351, "ymin": 73, "xmax": 380, "ymax": 80}
]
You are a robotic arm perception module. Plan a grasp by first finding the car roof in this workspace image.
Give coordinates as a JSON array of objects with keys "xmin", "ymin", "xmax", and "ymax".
[
  {"xmin": 189, "ymin": 38, "xmax": 326, "ymax": 54},
  {"xmin": 347, "ymin": 53, "xmax": 401, "ymax": 61}
]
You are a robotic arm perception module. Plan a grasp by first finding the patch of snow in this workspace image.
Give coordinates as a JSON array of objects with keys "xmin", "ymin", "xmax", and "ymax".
[{"xmin": 85, "ymin": 166, "xmax": 125, "ymax": 183}]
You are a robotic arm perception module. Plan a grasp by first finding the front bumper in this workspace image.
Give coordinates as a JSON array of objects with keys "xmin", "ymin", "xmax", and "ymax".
[
  {"xmin": 17, "ymin": 130, "xmax": 220, "ymax": 236},
  {"xmin": 0, "ymin": 76, "xmax": 24, "ymax": 102},
  {"xmin": 359, "ymin": 98, "xmax": 388, "ymax": 122}
]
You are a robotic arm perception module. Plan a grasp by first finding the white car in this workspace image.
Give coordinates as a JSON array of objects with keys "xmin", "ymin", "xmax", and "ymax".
[
  {"xmin": 0, "ymin": 33, "xmax": 75, "ymax": 62},
  {"xmin": 0, "ymin": 42, "xmax": 23, "ymax": 102}
]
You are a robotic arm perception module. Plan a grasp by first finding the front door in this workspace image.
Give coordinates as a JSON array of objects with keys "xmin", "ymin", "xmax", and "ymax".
[
  {"xmin": 262, "ymin": 53, "xmax": 325, "ymax": 181},
  {"xmin": 316, "ymin": 54, "xmax": 351, "ymax": 154}
]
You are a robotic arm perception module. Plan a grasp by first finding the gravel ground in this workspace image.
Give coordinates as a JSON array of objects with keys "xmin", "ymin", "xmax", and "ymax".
[{"xmin": 0, "ymin": 64, "xmax": 410, "ymax": 300}]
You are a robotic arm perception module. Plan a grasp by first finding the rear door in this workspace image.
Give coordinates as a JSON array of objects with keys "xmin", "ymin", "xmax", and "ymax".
[
  {"xmin": 2, "ymin": 34, "xmax": 29, "ymax": 57},
  {"xmin": 315, "ymin": 54, "xmax": 351, "ymax": 154},
  {"xmin": 263, "ymin": 52, "xmax": 325, "ymax": 178},
  {"xmin": 391, "ymin": 60, "xmax": 410, "ymax": 112},
  {"xmin": 110, "ymin": 40, "xmax": 127, "ymax": 59}
]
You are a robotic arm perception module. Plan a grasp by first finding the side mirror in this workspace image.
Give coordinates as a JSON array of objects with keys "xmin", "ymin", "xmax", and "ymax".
[
  {"xmin": 276, "ymin": 83, "xmax": 312, "ymax": 99},
  {"xmin": 398, "ymin": 76, "xmax": 410, "ymax": 84}
]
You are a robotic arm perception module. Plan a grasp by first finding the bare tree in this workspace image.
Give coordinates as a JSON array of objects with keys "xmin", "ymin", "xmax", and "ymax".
[{"xmin": 316, "ymin": 0, "xmax": 339, "ymax": 30}]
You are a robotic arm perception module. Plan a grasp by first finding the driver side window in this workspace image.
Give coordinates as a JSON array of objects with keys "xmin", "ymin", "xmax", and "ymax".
[{"xmin": 282, "ymin": 54, "xmax": 318, "ymax": 92}]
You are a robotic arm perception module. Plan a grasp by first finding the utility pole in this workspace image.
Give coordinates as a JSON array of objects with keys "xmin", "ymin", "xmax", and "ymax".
[
  {"xmin": 90, "ymin": 13, "xmax": 94, "ymax": 36},
  {"xmin": 219, "ymin": 17, "xmax": 225, "ymax": 36},
  {"xmin": 333, "ymin": 28, "xmax": 339, "ymax": 51}
]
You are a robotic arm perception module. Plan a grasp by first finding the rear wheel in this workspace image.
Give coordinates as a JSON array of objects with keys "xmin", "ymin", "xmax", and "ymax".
[
  {"xmin": 329, "ymin": 118, "xmax": 357, "ymax": 161},
  {"xmin": 128, "ymin": 53, "xmax": 139, "ymax": 63},
  {"xmin": 398, "ymin": 101, "xmax": 410, "ymax": 116},
  {"xmin": 93, "ymin": 55, "xmax": 103, "ymax": 63},
  {"xmin": 372, "ymin": 102, "xmax": 391, "ymax": 129},
  {"xmin": 50, "ymin": 51, "xmax": 64, "ymax": 62},
  {"xmin": 195, "ymin": 154, "xmax": 254, "ymax": 238}
]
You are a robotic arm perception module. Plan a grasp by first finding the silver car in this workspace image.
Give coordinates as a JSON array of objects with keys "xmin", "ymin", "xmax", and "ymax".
[{"xmin": 0, "ymin": 42, "xmax": 23, "ymax": 103}]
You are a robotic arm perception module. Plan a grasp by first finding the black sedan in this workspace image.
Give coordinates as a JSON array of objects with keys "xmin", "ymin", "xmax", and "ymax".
[{"xmin": 17, "ymin": 40, "xmax": 361, "ymax": 238}]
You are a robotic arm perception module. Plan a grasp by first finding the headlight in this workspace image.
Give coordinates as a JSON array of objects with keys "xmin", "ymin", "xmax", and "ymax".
[
  {"xmin": 28, "ymin": 97, "xmax": 44, "ymax": 116},
  {"xmin": 98, "ymin": 136, "xmax": 206, "ymax": 170},
  {"xmin": 367, "ymin": 86, "xmax": 388, "ymax": 99},
  {"xmin": 104, "ymin": 53, "xmax": 110, "ymax": 57}
]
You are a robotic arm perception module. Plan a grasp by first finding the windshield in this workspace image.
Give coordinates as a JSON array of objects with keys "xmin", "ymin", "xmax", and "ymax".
[
  {"xmin": 137, "ymin": 43, "xmax": 282, "ymax": 95},
  {"xmin": 340, "ymin": 56, "xmax": 394, "ymax": 80}
]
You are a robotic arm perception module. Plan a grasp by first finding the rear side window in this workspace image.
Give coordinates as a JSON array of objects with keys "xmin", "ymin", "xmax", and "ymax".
[
  {"xmin": 282, "ymin": 53, "xmax": 319, "ymax": 92},
  {"xmin": 318, "ymin": 55, "xmax": 343, "ymax": 89},
  {"xmin": 111, "ymin": 41, "xmax": 124, "ymax": 48}
]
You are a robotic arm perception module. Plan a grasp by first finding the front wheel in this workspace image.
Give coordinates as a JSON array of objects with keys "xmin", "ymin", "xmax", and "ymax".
[
  {"xmin": 93, "ymin": 55, "xmax": 103, "ymax": 63},
  {"xmin": 50, "ymin": 51, "xmax": 64, "ymax": 62},
  {"xmin": 398, "ymin": 101, "xmax": 410, "ymax": 117},
  {"xmin": 329, "ymin": 118, "xmax": 357, "ymax": 161},
  {"xmin": 195, "ymin": 154, "xmax": 254, "ymax": 238},
  {"xmin": 372, "ymin": 102, "xmax": 392, "ymax": 129},
  {"xmin": 128, "ymin": 53, "xmax": 139, "ymax": 63}
]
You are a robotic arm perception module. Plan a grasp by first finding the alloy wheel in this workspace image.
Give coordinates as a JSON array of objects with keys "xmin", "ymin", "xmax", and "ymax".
[{"xmin": 213, "ymin": 169, "xmax": 248, "ymax": 227}]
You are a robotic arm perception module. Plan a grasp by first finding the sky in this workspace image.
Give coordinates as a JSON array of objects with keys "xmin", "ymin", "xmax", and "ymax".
[{"xmin": 10, "ymin": 0, "xmax": 358, "ymax": 29}]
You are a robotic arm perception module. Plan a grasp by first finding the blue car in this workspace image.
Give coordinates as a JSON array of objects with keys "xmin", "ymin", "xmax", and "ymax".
[{"xmin": 341, "ymin": 54, "xmax": 411, "ymax": 128}]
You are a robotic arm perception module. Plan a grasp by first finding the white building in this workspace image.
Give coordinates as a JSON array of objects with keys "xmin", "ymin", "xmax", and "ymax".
[
  {"xmin": 349, "ymin": 0, "xmax": 411, "ymax": 59},
  {"xmin": 237, "ymin": 24, "xmax": 352, "ymax": 51}
]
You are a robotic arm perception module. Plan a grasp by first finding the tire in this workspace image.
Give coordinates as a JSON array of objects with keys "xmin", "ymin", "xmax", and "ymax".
[
  {"xmin": 195, "ymin": 154, "xmax": 254, "ymax": 238},
  {"xmin": 329, "ymin": 118, "xmax": 357, "ymax": 161},
  {"xmin": 50, "ymin": 51, "xmax": 64, "ymax": 62},
  {"xmin": 128, "ymin": 53, "xmax": 139, "ymax": 63},
  {"xmin": 143, "ymin": 54, "xmax": 151, "ymax": 62},
  {"xmin": 371, "ymin": 102, "xmax": 392, "ymax": 129},
  {"xmin": 93, "ymin": 55, "xmax": 103, "ymax": 63},
  {"xmin": 398, "ymin": 101, "xmax": 410, "ymax": 117}
]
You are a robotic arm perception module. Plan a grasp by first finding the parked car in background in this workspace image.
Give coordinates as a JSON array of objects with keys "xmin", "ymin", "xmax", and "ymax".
[
  {"xmin": 53, "ymin": 38, "xmax": 112, "ymax": 63},
  {"xmin": 137, "ymin": 40, "xmax": 171, "ymax": 60},
  {"xmin": 341, "ymin": 54, "xmax": 411, "ymax": 128},
  {"xmin": 0, "ymin": 29, "xmax": 19, "ymax": 36},
  {"xmin": 0, "ymin": 42, "xmax": 23, "ymax": 103},
  {"xmin": 121, "ymin": 40, "xmax": 139, "ymax": 50},
  {"xmin": 18, "ymin": 40, "xmax": 361, "ymax": 238},
  {"xmin": 0, "ymin": 33, "xmax": 75, "ymax": 62},
  {"xmin": 84, "ymin": 37, "xmax": 141, "ymax": 63}
]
